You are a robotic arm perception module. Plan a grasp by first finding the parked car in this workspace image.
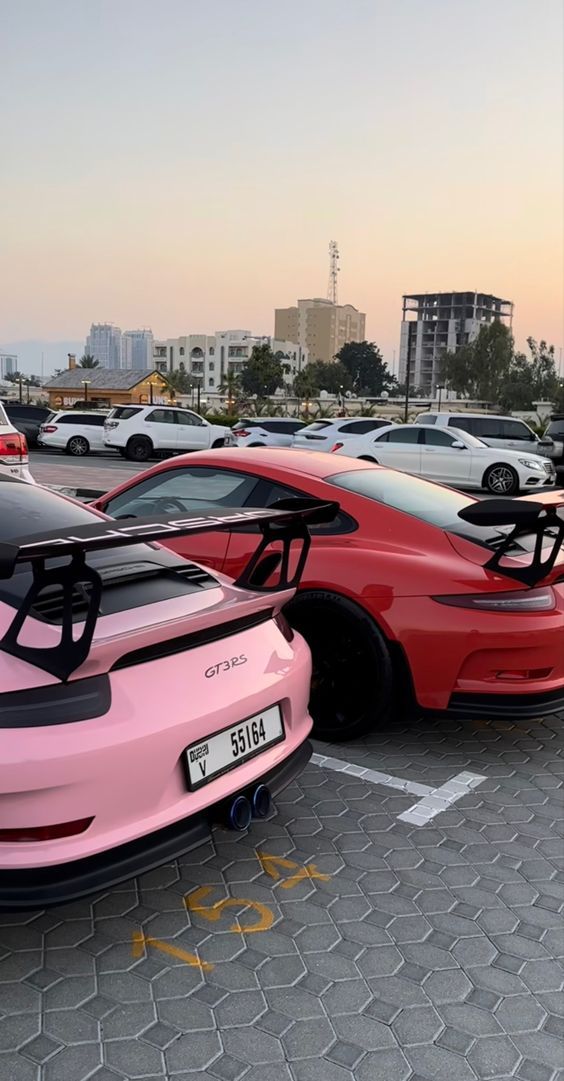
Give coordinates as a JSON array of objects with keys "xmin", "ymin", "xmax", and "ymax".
[
  {"xmin": 415, "ymin": 410, "xmax": 552, "ymax": 456},
  {"xmin": 38, "ymin": 410, "xmax": 108, "ymax": 456},
  {"xmin": 331, "ymin": 423, "xmax": 556, "ymax": 494},
  {"xmin": 3, "ymin": 404, "xmax": 51, "ymax": 447},
  {"xmin": 103, "ymin": 405, "xmax": 235, "ymax": 461},
  {"xmin": 292, "ymin": 417, "xmax": 390, "ymax": 452},
  {"xmin": 91, "ymin": 447, "xmax": 564, "ymax": 740},
  {"xmin": 0, "ymin": 402, "xmax": 33, "ymax": 482},
  {"xmin": 0, "ymin": 475, "xmax": 325, "ymax": 907},
  {"xmin": 232, "ymin": 418, "xmax": 305, "ymax": 447},
  {"xmin": 542, "ymin": 415, "xmax": 564, "ymax": 469}
]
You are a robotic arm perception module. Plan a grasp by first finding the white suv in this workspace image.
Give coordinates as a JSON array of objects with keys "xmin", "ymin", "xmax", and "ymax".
[
  {"xmin": 103, "ymin": 405, "xmax": 234, "ymax": 462},
  {"xmin": 38, "ymin": 410, "xmax": 108, "ymax": 456},
  {"xmin": 0, "ymin": 402, "xmax": 33, "ymax": 482},
  {"xmin": 292, "ymin": 417, "xmax": 390, "ymax": 452},
  {"xmin": 415, "ymin": 411, "xmax": 548, "ymax": 455},
  {"xmin": 232, "ymin": 418, "xmax": 305, "ymax": 447}
]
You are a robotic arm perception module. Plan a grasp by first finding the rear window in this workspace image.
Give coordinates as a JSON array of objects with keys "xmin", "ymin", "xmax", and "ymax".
[
  {"xmin": 546, "ymin": 420, "xmax": 564, "ymax": 437},
  {"xmin": 326, "ymin": 469, "xmax": 476, "ymax": 531},
  {"xmin": 339, "ymin": 420, "xmax": 388, "ymax": 434},
  {"xmin": 233, "ymin": 420, "xmax": 260, "ymax": 430},
  {"xmin": 108, "ymin": 407, "xmax": 143, "ymax": 421},
  {"xmin": 299, "ymin": 422, "xmax": 332, "ymax": 432}
]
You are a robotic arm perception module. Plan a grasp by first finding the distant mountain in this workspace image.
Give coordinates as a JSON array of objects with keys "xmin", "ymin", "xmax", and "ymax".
[{"xmin": 0, "ymin": 340, "xmax": 84, "ymax": 376}]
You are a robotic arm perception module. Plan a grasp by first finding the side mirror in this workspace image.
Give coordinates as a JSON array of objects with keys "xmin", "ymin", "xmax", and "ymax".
[{"xmin": 451, "ymin": 440, "xmax": 466, "ymax": 449}]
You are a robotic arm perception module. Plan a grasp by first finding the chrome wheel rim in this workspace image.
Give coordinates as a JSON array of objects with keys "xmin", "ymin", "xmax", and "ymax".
[
  {"xmin": 69, "ymin": 438, "xmax": 87, "ymax": 456},
  {"xmin": 489, "ymin": 466, "xmax": 514, "ymax": 493}
]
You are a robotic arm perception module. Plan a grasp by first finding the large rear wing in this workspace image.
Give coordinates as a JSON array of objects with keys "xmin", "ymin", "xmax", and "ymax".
[
  {"xmin": 458, "ymin": 497, "xmax": 564, "ymax": 587},
  {"xmin": 0, "ymin": 500, "xmax": 338, "ymax": 682}
]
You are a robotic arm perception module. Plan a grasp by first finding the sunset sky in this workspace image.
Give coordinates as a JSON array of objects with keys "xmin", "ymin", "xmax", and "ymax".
[{"xmin": 1, "ymin": 0, "xmax": 563, "ymax": 374}]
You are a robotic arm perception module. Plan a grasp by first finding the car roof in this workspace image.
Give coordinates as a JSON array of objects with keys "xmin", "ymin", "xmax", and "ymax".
[
  {"xmin": 431, "ymin": 411, "xmax": 516, "ymax": 420},
  {"xmin": 152, "ymin": 446, "xmax": 380, "ymax": 480}
]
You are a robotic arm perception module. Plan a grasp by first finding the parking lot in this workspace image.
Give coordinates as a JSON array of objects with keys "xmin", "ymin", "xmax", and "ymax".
[
  {"xmin": 1, "ymin": 451, "xmax": 561, "ymax": 1081},
  {"xmin": 2, "ymin": 706, "xmax": 563, "ymax": 1081}
]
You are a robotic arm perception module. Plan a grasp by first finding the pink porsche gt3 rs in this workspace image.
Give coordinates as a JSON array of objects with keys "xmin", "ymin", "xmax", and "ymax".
[{"xmin": 0, "ymin": 476, "xmax": 333, "ymax": 908}]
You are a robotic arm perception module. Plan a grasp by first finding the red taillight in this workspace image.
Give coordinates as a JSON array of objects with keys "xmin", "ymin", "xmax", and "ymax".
[
  {"xmin": 331, "ymin": 442, "xmax": 344, "ymax": 453},
  {"xmin": 0, "ymin": 432, "xmax": 27, "ymax": 459},
  {"xmin": 235, "ymin": 430, "xmax": 251, "ymax": 438},
  {"xmin": 0, "ymin": 817, "xmax": 93, "ymax": 843},
  {"xmin": 274, "ymin": 611, "xmax": 294, "ymax": 642},
  {"xmin": 41, "ymin": 425, "xmax": 58, "ymax": 433},
  {"xmin": 433, "ymin": 587, "xmax": 556, "ymax": 613}
]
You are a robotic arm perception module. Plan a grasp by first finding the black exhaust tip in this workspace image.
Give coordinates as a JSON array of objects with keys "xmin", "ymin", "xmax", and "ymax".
[{"xmin": 251, "ymin": 784, "xmax": 271, "ymax": 819}]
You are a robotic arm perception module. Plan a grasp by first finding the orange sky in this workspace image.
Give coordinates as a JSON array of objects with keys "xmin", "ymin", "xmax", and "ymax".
[{"xmin": 1, "ymin": 0, "xmax": 562, "ymax": 372}]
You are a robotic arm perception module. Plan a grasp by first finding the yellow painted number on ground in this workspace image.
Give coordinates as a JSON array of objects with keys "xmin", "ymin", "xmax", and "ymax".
[
  {"xmin": 131, "ymin": 930, "xmax": 213, "ymax": 970},
  {"xmin": 185, "ymin": 885, "xmax": 274, "ymax": 933},
  {"xmin": 258, "ymin": 852, "xmax": 331, "ymax": 889}
]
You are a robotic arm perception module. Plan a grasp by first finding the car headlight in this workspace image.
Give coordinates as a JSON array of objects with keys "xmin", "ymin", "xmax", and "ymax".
[{"xmin": 518, "ymin": 458, "xmax": 544, "ymax": 470}]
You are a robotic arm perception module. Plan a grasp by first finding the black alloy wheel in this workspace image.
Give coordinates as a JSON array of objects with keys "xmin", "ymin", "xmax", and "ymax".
[{"xmin": 285, "ymin": 591, "xmax": 393, "ymax": 741}]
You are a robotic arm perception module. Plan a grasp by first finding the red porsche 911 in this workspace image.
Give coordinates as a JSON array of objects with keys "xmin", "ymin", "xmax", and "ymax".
[{"xmin": 92, "ymin": 448, "xmax": 564, "ymax": 740}]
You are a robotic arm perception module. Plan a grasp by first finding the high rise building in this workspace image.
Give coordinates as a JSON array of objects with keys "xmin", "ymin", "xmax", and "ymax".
[
  {"xmin": 122, "ymin": 329, "xmax": 154, "ymax": 369},
  {"xmin": 275, "ymin": 298, "xmax": 365, "ymax": 365},
  {"xmin": 85, "ymin": 323, "xmax": 122, "ymax": 369},
  {"xmin": 0, "ymin": 354, "xmax": 17, "ymax": 378},
  {"xmin": 399, "ymin": 292, "xmax": 513, "ymax": 394}
]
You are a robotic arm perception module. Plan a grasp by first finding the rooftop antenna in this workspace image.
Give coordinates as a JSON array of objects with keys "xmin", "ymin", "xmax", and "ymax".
[{"xmin": 327, "ymin": 240, "xmax": 340, "ymax": 305}]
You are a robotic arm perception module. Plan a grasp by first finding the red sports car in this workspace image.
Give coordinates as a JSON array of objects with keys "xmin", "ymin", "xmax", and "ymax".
[{"xmin": 92, "ymin": 448, "xmax": 564, "ymax": 740}]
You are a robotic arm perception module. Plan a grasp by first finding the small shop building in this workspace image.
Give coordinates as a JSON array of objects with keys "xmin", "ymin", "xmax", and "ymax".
[{"xmin": 44, "ymin": 368, "xmax": 173, "ymax": 411}]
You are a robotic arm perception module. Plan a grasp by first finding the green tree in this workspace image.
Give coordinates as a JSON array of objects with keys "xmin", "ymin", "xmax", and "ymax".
[
  {"xmin": 78, "ymin": 354, "xmax": 100, "ymax": 369},
  {"xmin": 240, "ymin": 344, "xmax": 284, "ymax": 397},
  {"xmin": 441, "ymin": 322, "xmax": 513, "ymax": 401},
  {"xmin": 218, "ymin": 370, "xmax": 243, "ymax": 412},
  {"xmin": 499, "ymin": 338, "xmax": 559, "ymax": 411},
  {"xmin": 293, "ymin": 367, "xmax": 320, "ymax": 398},
  {"xmin": 167, "ymin": 365, "xmax": 193, "ymax": 394},
  {"xmin": 335, "ymin": 341, "xmax": 396, "ymax": 396}
]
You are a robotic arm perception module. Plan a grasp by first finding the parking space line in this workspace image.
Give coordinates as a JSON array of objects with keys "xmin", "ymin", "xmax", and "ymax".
[{"xmin": 311, "ymin": 753, "xmax": 485, "ymax": 824}]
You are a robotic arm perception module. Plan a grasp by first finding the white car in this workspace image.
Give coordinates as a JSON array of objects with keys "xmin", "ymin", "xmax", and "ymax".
[
  {"xmin": 232, "ymin": 418, "xmax": 305, "ymax": 447},
  {"xmin": 103, "ymin": 405, "xmax": 235, "ymax": 462},
  {"xmin": 292, "ymin": 417, "xmax": 390, "ymax": 452},
  {"xmin": 332, "ymin": 423, "xmax": 557, "ymax": 495},
  {"xmin": 415, "ymin": 410, "xmax": 550, "ymax": 455},
  {"xmin": 0, "ymin": 402, "xmax": 34, "ymax": 482},
  {"xmin": 38, "ymin": 410, "xmax": 108, "ymax": 456}
]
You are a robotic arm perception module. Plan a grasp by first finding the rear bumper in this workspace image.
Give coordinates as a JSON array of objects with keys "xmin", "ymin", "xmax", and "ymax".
[
  {"xmin": 443, "ymin": 689, "xmax": 564, "ymax": 721},
  {"xmin": 0, "ymin": 740, "xmax": 312, "ymax": 910}
]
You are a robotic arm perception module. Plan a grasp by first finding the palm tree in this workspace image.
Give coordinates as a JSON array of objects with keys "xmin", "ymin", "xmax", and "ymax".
[
  {"xmin": 218, "ymin": 371, "xmax": 242, "ymax": 414},
  {"xmin": 78, "ymin": 354, "xmax": 99, "ymax": 369}
]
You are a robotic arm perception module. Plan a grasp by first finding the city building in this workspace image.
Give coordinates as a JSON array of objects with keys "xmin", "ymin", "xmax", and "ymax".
[
  {"xmin": 152, "ymin": 331, "xmax": 308, "ymax": 393},
  {"xmin": 44, "ymin": 366, "xmax": 171, "ymax": 410},
  {"xmin": 274, "ymin": 298, "xmax": 366, "ymax": 364},
  {"xmin": 85, "ymin": 323, "xmax": 122, "ymax": 370},
  {"xmin": 0, "ymin": 354, "xmax": 17, "ymax": 378},
  {"xmin": 399, "ymin": 291, "xmax": 514, "ymax": 394},
  {"xmin": 122, "ymin": 329, "xmax": 154, "ymax": 370}
]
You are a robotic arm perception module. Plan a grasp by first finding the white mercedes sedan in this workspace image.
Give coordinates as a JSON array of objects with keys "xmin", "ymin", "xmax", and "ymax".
[{"xmin": 330, "ymin": 423, "xmax": 557, "ymax": 495}]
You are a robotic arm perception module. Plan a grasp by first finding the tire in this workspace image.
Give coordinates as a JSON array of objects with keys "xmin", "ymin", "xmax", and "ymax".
[
  {"xmin": 285, "ymin": 591, "xmax": 393, "ymax": 741},
  {"xmin": 483, "ymin": 463, "xmax": 519, "ymax": 495},
  {"xmin": 125, "ymin": 436, "xmax": 153, "ymax": 462},
  {"xmin": 66, "ymin": 435, "xmax": 89, "ymax": 457},
  {"xmin": 248, "ymin": 442, "xmax": 265, "ymax": 447},
  {"xmin": 358, "ymin": 455, "xmax": 378, "ymax": 463}
]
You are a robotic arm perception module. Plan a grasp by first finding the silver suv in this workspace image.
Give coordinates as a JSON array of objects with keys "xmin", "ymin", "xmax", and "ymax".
[{"xmin": 415, "ymin": 411, "xmax": 548, "ymax": 455}]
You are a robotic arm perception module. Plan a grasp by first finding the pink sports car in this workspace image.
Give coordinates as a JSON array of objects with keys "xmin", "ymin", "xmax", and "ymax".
[{"xmin": 0, "ymin": 476, "xmax": 333, "ymax": 908}]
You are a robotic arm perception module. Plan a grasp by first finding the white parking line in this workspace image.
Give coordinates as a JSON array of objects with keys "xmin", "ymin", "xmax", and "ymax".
[{"xmin": 311, "ymin": 753, "xmax": 486, "ymax": 825}]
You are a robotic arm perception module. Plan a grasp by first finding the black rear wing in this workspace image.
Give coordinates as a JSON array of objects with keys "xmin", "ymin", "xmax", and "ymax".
[
  {"xmin": 458, "ymin": 498, "xmax": 564, "ymax": 587},
  {"xmin": 0, "ymin": 500, "xmax": 338, "ymax": 682}
]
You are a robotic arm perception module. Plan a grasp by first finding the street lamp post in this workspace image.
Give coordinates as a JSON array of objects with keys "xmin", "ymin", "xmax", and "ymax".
[
  {"xmin": 403, "ymin": 351, "xmax": 412, "ymax": 424},
  {"xmin": 437, "ymin": 385, "xmax": 443, "ymax": 411}
]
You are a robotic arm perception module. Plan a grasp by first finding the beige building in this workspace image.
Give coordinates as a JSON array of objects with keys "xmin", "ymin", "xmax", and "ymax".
[{"xmin": 275, "ymin": 298, "xmax": 365, "ymax": 364}]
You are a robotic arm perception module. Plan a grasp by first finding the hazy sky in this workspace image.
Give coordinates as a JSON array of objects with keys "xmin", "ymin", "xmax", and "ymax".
[{"xmin": 1, "ymin": 0, "xmax": 563, "ymax": 373}]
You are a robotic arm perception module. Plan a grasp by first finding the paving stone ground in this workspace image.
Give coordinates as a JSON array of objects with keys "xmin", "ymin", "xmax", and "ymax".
[{"xmin": 1, "ymin": 709, "xmax": 563, "ymax": 1081}]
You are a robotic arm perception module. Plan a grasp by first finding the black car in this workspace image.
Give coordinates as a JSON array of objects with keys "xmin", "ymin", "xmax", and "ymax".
[{"xmin": 3, "ymin": 404, "xmax": 51, "ymax": 447}]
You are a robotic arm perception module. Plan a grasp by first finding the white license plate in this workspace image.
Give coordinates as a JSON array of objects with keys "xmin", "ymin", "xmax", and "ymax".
[{"xmin": 185, "ymin": 705, "xmax": 284, "ymax": 790}]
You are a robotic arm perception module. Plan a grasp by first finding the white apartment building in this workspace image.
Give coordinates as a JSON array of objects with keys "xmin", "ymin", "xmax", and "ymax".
[
  {"xmin": 152, "ymin": 331, "xmax": 308, "ymax": 393},
  {"xmin": 85, "ymin": 323, "xmax": 122, "ymax": 370},
  {"xmin": 121, "ymin": 329, "xmax": 154, "ymax": 370}
]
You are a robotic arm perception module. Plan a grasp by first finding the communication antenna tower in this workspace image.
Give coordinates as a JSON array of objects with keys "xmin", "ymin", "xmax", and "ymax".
[{"xmin": 327, "ymin": 240, "xmax": 340, "ymax": 305}]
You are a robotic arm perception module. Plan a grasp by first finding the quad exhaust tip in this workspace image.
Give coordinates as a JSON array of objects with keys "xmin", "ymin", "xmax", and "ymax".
[{"xmin": 225, "ymin": 785, "xmax": 272, "ymax": 830}]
